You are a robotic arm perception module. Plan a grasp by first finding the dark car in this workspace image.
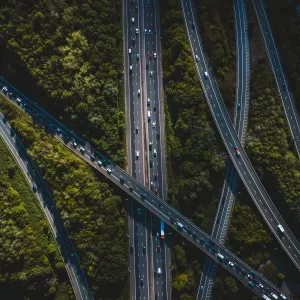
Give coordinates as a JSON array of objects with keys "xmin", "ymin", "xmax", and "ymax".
[
  {"xmin": 282, "ymin": 84, "xmax": 286, "ymax": 90},
  {"xmin": 140, "ymin": 279, "xmax": 143, "ymax": 287},
  {"xmin": 192, "ymin": 232, "xmax": 197, "ymax": 240},
  {"xmin": 130, "ymin": 245, "xmax": 133, "ymax": 254},
  {"xmin": 32, "ymin": 185, "xmax": 37, "ymax": 193},
  {"xmin": 157, "ymin": 132, "xmax": 160, "ymax": 139},
  {"xmin": 143, "ymin": 246, "xmax": 146, "ymax": 254},
  {"xmin": 191, "ymin": 23, "xmax": 195, "ymax": 30},
  {"xmin": 129, "ymin": 186, "xmax": 133, "ymax": 192},
  {"xmin": 150, "ymin": 160, "xmax": 153, "ymax": 168},
  {"xmin": 120, "ymin": 176, "xmax": 124, "ymax": 184}
]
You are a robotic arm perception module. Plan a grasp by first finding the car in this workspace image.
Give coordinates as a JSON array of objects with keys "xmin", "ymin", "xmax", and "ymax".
[
  {"xmin": 137, "ymin": 207, "xmax": 142, "ymax": 215},
  {"xmin": 149, "ymin": 52, "xmax": 152, "ymax": 59},
  {"xmin": 153, "ymin": 149, "xmax": 157, "ymax": 157},
  {"xmin": 204, "ymin": 71, "xmax": 209, "ymax": 79},
  {"xmin": 152, "ymin": 122, "xmax": 156, "ymax": 128},
  {"xmin": 191, "ymin": 23, "xmax": 195, "ymax": 30},
  {"xmin": 138, "ymin": 89, "xmax": 141, "ymax": 96},
  {"xmin": 157, "ymin": 132, "xmax": 160, "ymax": 139},
  {"xmin": 258, "ymin": 283, "xmax": 264, "ymax": 289},
  {"xmin": 132, "ymin": 38, "xmax": 135, "ymax": 46},
  {"xmin": 129, "ymin": 65, "xmax": 133, "ymax": 72},
  {"xmin": 140, "ymin": 279, "xmax": 143, "ymax": 287},
  {"xmin": 154, "ymin": 173, "xmax": 158, "ymax": 181},
  {"xmin": 157, "ymin": 268, "xmax": 162, "ymax": 276},
  {"xmin": 247, "ymin": 274, "xmax": 253, "ymax": 280},
  {"xmin": 143, "ymin": 246, "xmax": 146, "ymax": 254},
  {"xmin": 136, "ymin": 53, "xmax": 139, "ymax": 60},
  {"xmin": 97, "ymin": 160, "xmax": 102, "ymax": 167},
  {"xmin": 90, "ymin": 155, "xmax": 95, "ymax": 161},
  {"xmin": 130, "ymin": 244, "xmax": 134, "ymax": 254},
  {"xmin": 146, "ymin": 63, "xmax": 148, "ymax": 70},
  {"xmin": 136, "ymin": 28, "xmax": 139, "ymax": 34},
  {"xmin": 128, "ymin": 48, "xmax": 132, "ymax": 54},
  {"xmin": 131, "ymin": 17, "xmax": 135, "ymax": 23},
  {"xmin": 136, "ymin": 127, "xmax": 138, "ymax": 134},
  {"xmin": 195, "ymin": 54, "xmax": 199, "ymax": 62},
  {"xmin": 147, "ymin": 98, "xmax": 150, "ymax": 106},
  {"xmin": 148, "ymin": 29, "xmax": 152, "ymax": 34},
  {"xmin": 249, "ymin": 281, "xmax": 255, "ymax": 288},
  {"xmin": 140, "ymin": 193, "xmax": 146, "ymax": 200},
  {"xmin": 279, "ymin": 294, "xmax": 287, "ymax": 300},
  {"xmin": 120, "ymin": 176, "xmax": 124, "ymax": 184},
  {"xmin": 136, "ymin": 150, "xmax": 140, "ymax": 159},
  {"xmin": 79, "ymin": 147, "xmax": 85, "ymax": 154},
  {"xmin": 73, "ymin": 141, "xmax": 78, "ymax": 148},
  {"xmin": 150, "ymin": 181, "xmax": 154, "ymax": 189},
  {"xmin": 154, "ymin": 270, "xmax": 157, "ymax": 276},
  {"xmin": 153, "ymin": 106, "xmax": 156, "ymax": 112},
  {"xmin": 216, "ymin": 218, "xmax": 220, "ymax": 224},
  {"xmin": 145, "ymin": 29, "xmax": 148, "ymax": 34},
  {"xmin": 150, "ymin": 160, "xmax": 153, "ymax": 168},
  {"xmin": 129, "ymin": 186, "xmax": 133, "ymax": 192},
  {"xmin": 156, "ymin": 232, "xmax": 159, "ymax": 238},
  {"xmin": 16, "ymin": 97, "xmax": 22, "ymax": 105},
  {"xmin": 234, "ymin": 147, "xmax": 241, "ymax": 157},
  {"xmin": 154, "ymin": 189, "xmax": 158, "ymax": 195},
  {"xmin": 107, "ymin": 168, "xmax": 112, "ymax": 175},
  {"xmin": 282, "ymin": 84, "xmax": 286, "ymax": 91},
  {"xmin": 149, "ymin": 142, "xmax": 152, "ymax": 151},
  {"xmin": 32, "ymin": 185, "xmax": 37, "ymax": 193},
  {"xmin": 154, "ymin": 52, "xmax": 157, "ymax": 58},
  {"xmin": 228, "ymin": 262, "xmax": 234, "ymax": 268},
  {"xmin": 271, "ymin": 293, "xmax": 278, "ymax": 299},
  {"xmin": 237, "ymin": 103, "xmax": 241, "ymax": 109},
  {"xmin": 200, "ymin": 286, "xmax": 203, "ymax": 292},
  {"xmin": 157, "ymin": 245, "xmax": 160, "ymax": 252},
  {"xmin": 150, "ymin": 71, "xmax": 153, "ymax": 76}
]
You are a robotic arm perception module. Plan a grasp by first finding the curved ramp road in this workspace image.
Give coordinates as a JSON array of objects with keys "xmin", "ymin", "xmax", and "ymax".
[
  {"xmin": 123, "ymin": 0, "xmax": 149, "ymax": 299},
  {"xmin": 0, "ymin": 80, "xmax": 289, "ymax": 299},
  {"xmin": 181, "ymin": 0, "xmax": 300, "ymax": 272},
  {"xmin": 196, "ymin": 0, "xmax": 251, "ymax": 298},
  {"xmin": 0, "ymin": 113, "xmax": 92, "ymax": 300},
  {"xmin": 252, "ymin": 0, "xmax": 300, "ymax": 157}
]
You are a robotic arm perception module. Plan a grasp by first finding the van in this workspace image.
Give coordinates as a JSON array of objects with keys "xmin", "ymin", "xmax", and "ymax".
[
  {"xmin": 148, "ymin": 111, "xmax": 151, "ymax": 121},
  {"xmin": 277, "ymin": 224, "xmax": 284, "ymax": 234}
]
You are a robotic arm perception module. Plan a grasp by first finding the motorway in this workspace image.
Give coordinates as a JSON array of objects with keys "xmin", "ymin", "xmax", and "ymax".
[
  {"xmin": 195, "ymin": 0, "xmax": 251, "ymax": 298},
  {"xmin": 181, "ymin": 0, "xmax": 300, "ymax": 273},
  {"xmin": 124, "ymin": 0, "xmax": 149, "ymax": 299},
  {"xmin": 0, "ymin": 79, "xmax": 289, "ymax": 299},
  {"xmin": 141, "ymin": 0, "xmax": 170, "ymax": 298},
  {"xmin": 0, "ymin": 110, "xmax": 91, "ymax": 300},
  {"xmin": 252, "ymin": 0, "xmax": 300, "ymax": 157}
]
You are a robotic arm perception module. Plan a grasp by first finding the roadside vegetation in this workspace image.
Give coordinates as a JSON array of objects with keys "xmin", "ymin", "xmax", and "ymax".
[
  {"xmin": 0, "ymin": 0, "xmax": 125, "ymax": 166},
  {"xmin": 0, "ymin": 94, "xmax": 129, "ymax": 299},
  {"xmin": 264, "ymin": 0, "xmax": 300, "ymax": 115},
  {"xmin": 160, "ymin": 0, "xmax": 226, "ymax": 298},
  {"xmin": 0, "ymin": 136, "xmax": 73, "ymax": 299}
]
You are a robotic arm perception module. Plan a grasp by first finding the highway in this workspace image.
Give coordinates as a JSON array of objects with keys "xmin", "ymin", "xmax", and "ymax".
[
  {"xmin": 123, "ymin": 0, "xmax": 149, "ymax": 299},
  {"xmin": 181, "ymin": 0, "xmax": 300, "ymax": 273},
  {"xmin": 0, "ymin": 79, "xmax": 289, "ymax": 299},
  {"xmin": 141, "ymin": 0, "xmax": 170, "ymax": 298},
  {"xmin": 252, "ymin": 0, "xmax": 300, "ymax": 157},
  {"xmin": 195, "ymin": 0, "xmax": 251, "ymax": 298},
  {"xmin": 0, "ymin": 111, "xmax": 92, "ymax": 300}
]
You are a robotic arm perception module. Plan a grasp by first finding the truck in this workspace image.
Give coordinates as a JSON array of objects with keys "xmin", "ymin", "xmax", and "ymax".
[{"xmin": 160, "ymin": 219, "xmax": 165, "ymax": 240}]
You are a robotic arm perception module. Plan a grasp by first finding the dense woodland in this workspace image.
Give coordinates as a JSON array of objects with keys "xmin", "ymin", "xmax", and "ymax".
[
  {"xmin": 0, "ymin": 95, "xmax": 129, "ymax": 299},
  {"xmin": 0, "ymin": 0, "xmax": 125, "ymax": 166},
  {"xmin": 264, "ymin": 0, "xmax": 300, "ymax": 114},
  {"xmin": 0, "ymin": 137, "xmax": 73, "ymax": 299}
]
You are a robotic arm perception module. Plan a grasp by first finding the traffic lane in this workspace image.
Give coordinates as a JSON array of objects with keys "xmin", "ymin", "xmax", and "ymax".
[
  {"xmin": 0, "ymin": 119, "xmax": 90, "ymax": 300},
  {"xmin": 183, "ymin": 1, "xmax": 300, "ymax": 267},
  {"xmin": 0, "ymin": 116, "xmax": 283, "ymax": 298}
]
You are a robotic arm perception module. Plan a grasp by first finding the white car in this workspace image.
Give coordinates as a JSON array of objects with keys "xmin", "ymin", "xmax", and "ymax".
[
  {"xmin": 145, "ymin": 29, "xmax": 148, "ymax": 34},
  {"xmin": 147, "ymin": 98, "xmax": 150, "ymax": 106},
  {"xmin": 129, "ymin": 65, "xmax": 133, "ymax": 71},
  {"xmin": 107, "ymin": 168, "xmax": 112, "ymax": 175},
  {"xmin": 79, "ymin": 147, "xmax": 85, "ymax": 154},
  {"xmin": 73, "ymin": 141, "xmax": 78, "ymax": 148},
  {"xmin": 129, "ymin": 48, "xmax": 132, "ymax": 54},
  {"xmin": 228, "ymin": 262, "xmax": 234, "ymax": 268},
  {"xmin": 154, "ymin": 52, "xmax": 157, "ymax": 59},
  {"xmin": 271, "ymin": 293, "xmax": 278, "ymax": 300},
  {"xmin": 97, "ymin": 160, "xmax": 103, "ymax": 167},
  {"xmin": 136, "ymin": 28, "xmax": 139, "ymax": 34},
  {"xmin": 195, "ymin": 54, "xmax": 199, "ymax": 62},
  {"xmin": 136, "ymin": 150, "xmax": 140, "ymax": 159},
  {"xmin": 153, "ymin": 149, "xmax": 157, "ymax": 157},
  {"xmin": 204, "ymin": 71, "xmax": 209, "ymax": 79},
  {"xmin": 150, "ymin": 71, "xmax": 153, "ymax": 76},
  {"xmin": 152, "ymin": 122, "xmax": 156, "ymax": 129},
  {"xmin": 131, "ymin": 17, "xmax": 135, "ymax": 23},
  {"xmin": 16, "ymin": 97, "xmax": 22, "ymax": 104},
  {"xmin": 137, "ymin": 89, "xmax": 141, "ymax": 96},
  {"xmin": 258, "ymin": 283, "xmax": 264, "ymax": 289}
]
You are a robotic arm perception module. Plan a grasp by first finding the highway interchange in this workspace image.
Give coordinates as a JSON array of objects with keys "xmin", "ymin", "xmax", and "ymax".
[
  {"xmin": 0, "ymin": 74, "xmax": 291, "ymax": 299},
  {"xmin": 0, "ymin": 0, "xmax": 300, "ymax": 299}
]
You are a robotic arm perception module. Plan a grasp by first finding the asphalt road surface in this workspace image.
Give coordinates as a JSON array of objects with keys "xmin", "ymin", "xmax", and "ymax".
[
  {"xmin": 124, "ymin": 0, "xmax": 149, "ymax": 299},
  {"xmin": 195, "ymin": 0, "xmax": 251, "ymax": 298},
  {"xmin": 181, "ymin": 0, "xmax": 300, "ymax": 273},
  {"xmin": 0, "ymin": 112, "xmax": 92, "ymax": 300},
  {"xmin": 0, "ymin": 78, "xmax": 290, "ymax": 299},
  {"xmin": 252, "ymin": 0, "xmax": 300, "ymax": 157}
]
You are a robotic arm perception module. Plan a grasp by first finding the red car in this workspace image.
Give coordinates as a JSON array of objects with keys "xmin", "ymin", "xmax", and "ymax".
[
  {"xmin": 234, "ymin": 147, "xmax": 241, "ymax": 157},
  {"xmin": 154, "ymin": 189, "xmax": 158, "ymax": 195},
  {"xmin": 149, "ymin": 52, "xmax": 152, "ymax": 59},
  {"xmin": 154, "ymin": 173, "xmax": 158, "ymax": 181}
]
